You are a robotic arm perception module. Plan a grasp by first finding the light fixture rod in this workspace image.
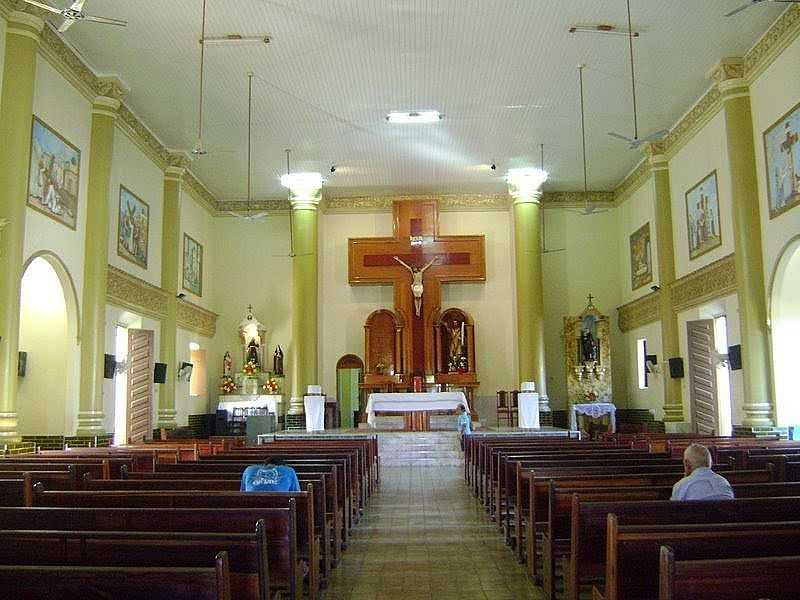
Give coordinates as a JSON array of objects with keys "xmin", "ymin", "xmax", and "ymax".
[
  {"xmin": 247, "ymin": 73, "xmax": 253, "ymax": 213},
  {"xmin": 626, "ymin": 0, "xmax": 639, "ymax": 141},
  {"xmin": 579, "ymin": 65, "xmax": 588, "ymax": 195},
  {"xmin": 197, "ymin": 0, "xmax": 207, "ymax": 146}
]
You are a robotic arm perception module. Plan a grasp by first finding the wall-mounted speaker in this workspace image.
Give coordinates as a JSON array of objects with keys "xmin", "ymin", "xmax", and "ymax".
[
  {"xmin": 728, "ymin": 345, "xmax": 742, "ymax": 371},
  {"xmin": 104, "ymin": 354, "xmax": 116, "ymax": 380},
  {"xmin": 154, "ymin": 362, "xmax": 168, "ymax": 384},
  {"xmin": 668, "ymin": 357, "xmax": 684, "ymax": 378},
  {"xmin": 18, "ymin": 352, "xmax": 27, "ymax": 378}
]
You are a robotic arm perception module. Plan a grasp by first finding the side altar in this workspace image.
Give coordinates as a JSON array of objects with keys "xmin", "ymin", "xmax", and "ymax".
[
  {"xmin": 218, "ymin": 306, "xmax": 286, "ymax": 429},
  {"xmin": 349, "ymin": 200, "xmax": 484, "ymax": 429}
]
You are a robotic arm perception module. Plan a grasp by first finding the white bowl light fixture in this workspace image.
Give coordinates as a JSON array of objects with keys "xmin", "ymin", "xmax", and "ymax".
[
  {"xmin": 506, "ymin": 167, "xmax": 549, "ymax": 203},
  {"xmin": 386, "ymin": 110, "xmax": 443, "ymax": 124}
]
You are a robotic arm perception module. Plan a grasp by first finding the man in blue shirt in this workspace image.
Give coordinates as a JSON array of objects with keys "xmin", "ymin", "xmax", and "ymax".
[
  {"xmin": 671, "ymin": 443, "xmax": 734, "ymax": 501},
  {"xmin": 457, "ymin": 405, "xmax": 472, "ymax": 451},
  {"xmin": 240, "ymin": 459, "xmax": 301, "ymax": 492}
]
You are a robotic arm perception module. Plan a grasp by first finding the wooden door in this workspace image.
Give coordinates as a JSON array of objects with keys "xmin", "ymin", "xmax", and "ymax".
[
  {"xmin": 687, "ymin": 320, "xmax": 719, "ymax": 435},
  {"xmin": 127, "ymin": 328, "xmax": 154, "ymax": 443}
]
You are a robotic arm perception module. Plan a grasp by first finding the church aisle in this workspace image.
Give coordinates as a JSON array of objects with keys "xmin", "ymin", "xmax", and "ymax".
[{"xmin": 325, "ymin": 465, "xmax": 541, "ymax": 600}]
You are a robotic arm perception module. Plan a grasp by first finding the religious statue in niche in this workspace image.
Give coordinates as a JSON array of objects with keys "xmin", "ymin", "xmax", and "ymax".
[
  {"xmin": 564, "ymin": 294, "xmax": 613, "ymax": 408},
  {"xmin": 246, "ymin": 339, "xmax": 260, "ymax": 370},
  {"xmin": 273, "ymin": 346, "xmax": 284, "ymax": 376},
  {"xmin": 223, "ymin": 351, "xmax": 233, "ymax": 376},
  {"xmin": 393, "ymin": 255, "xmax": 440, "ymax": 317},
  {"xmin": 447, "ymin": 320, "xmax": 466, "ymax": 372},
  {"xmin": 580, "ymin": 317, "xmax": 599, "ymax": 363}
]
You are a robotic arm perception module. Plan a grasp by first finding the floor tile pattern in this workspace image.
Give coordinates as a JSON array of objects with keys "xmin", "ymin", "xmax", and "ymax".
[{"xmin": 325, "ymin": 465, "xmax": 541, "ymax": 600}]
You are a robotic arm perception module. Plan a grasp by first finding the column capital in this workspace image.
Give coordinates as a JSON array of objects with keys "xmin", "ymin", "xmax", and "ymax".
[
  {"xmin": 708, "ymin": 57, "xmax": 749, "ymax": 99},
  {"xmin": 644, "ymin": 141, "xmax": 669, "ymax": 171},
  {"xmin": 6, "ymin": 10, "xmax": 44, "ymax": 40},
  {"xmin": 165, "ymin": 151, "xmax": 192, "ymax": 180},
  {"xmin": 94, "ymin": 75, "xmax": 130, "ymax": 103},
  {"xmin": 283, "ymin": 172, "xmax": 323, "ymax": 210},
  {"xmin": 91, "ymin": 96, "xmax": 122, "ymax": 119}
]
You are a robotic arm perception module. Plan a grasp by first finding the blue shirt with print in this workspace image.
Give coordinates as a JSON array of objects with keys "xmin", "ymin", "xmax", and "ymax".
[
  {"xmin": 457, "ymin": 412, "xmax": 472, "ymax": 435},
  {"xmin": 240, "ymin": 464, "xmax": 301, "ymax": 492}
]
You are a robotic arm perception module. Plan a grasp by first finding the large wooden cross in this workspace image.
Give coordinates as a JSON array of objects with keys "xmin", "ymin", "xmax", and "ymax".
[{"xmin": 348, "ymin": 200, "xmax": 485, "ymax": 375}]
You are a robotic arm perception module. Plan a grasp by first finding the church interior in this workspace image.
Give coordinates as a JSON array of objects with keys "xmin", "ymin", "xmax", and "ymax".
[{"xmin": 1, "ymin": 0, "xmax": 800, "ymax": 598}]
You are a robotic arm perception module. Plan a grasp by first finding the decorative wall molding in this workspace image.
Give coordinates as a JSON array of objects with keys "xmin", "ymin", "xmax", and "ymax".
[
  {"xmin": 106, "ymin": 265, "xmax": 218, "ymax": 335},
  {"xmin": 744, "ymin": 4, "xmax": 800, "ymax": 82},
  {"xmin": 614, "ymin": 159, "xmax": 652, "ymax": 205},
  {"xmin": 617, "ymin": 291, "xmax": 661, "ymax": 333},
  {"xmin": 106, "ymin": 265, "xmax": 169, "ymax": 321},
  {"xmin": 183, "ymin": 171, "xmax": 219, "ymax": 214},
  {"xmin": 216, "ymin": 199, "xmax": 291, "ymax": 215},
  {"xmin": 542, "ymin": 191, "xmax": 615, "ymax": 208},
  {"xmin": 321, "ymin": 193, "xmax": 511, "ymax": 213},
  {"xmin": 670, "ymin": 254, "xmax": 738, "ymax": 314},
  {"xmin": 177, "ymin": 298, "xmax": 218, "ymax": 338}
]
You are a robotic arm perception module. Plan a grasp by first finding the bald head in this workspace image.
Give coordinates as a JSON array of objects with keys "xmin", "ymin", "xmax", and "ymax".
[{"xmin": 683, "ymin": 443, "xmax": 712, "ymax": 474}]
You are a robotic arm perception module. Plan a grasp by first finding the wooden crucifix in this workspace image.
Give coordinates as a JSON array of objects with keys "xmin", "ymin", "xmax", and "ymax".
[{"xmin": 348, "ymin": 200, "xmax": 485, "ymax": 375}]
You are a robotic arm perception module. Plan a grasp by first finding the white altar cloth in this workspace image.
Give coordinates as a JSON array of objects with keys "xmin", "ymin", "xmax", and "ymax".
[
  {"xmin": 518, "ymin": 392, "xmax": 540, "ymax": 428},
  {"xmin": 304, "ymin": 396, "xmax": 326, "ymax": 432},
  {"xmin": 365, "ymin": 392, "xmax": 470, "ymax": 427},
  {"xmin": 570, "ymin": 402, "xmax": 616, "ymax": 433},
  {"xmin": 218, "ymin": 395, "xmax": 283, "ymax": 416}
]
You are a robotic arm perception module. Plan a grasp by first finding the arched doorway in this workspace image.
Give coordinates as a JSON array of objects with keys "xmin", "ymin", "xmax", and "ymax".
[
  {"xmin": 18, "ymin": 253, "xmax": 81, "ymax": 435},
  {"xmin": 336, "ymin": 354, "xmax": 364, "ymax": 429},
  {"xmin": 771, "ymin": 236, "xmax": 800, "ymax": 427}
]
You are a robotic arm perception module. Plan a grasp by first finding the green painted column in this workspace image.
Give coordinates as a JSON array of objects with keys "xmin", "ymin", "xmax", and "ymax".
[
  {"xmin": 0, "ymin": 12, "xmax": 44, "ymax": 442},
  {"xmin": 511, "ymin": 179, "xmax": 549, "ymax": 410},
  {"xmin": 157, "ymin": 158, "xmax": 188, "ymax": 429},
  {"xmin": 76, "ymin": 88, "xmax": 124, "ymax": 436},
  {"xmin": 713, "ymin": 62, "xmax": 773, "ymax": 427},
  {"xmin": 282, "ymin": 174, "xmax": 322, "ymax": 423},
  {"xmin": 647, "ymin": 145, "xmax": 684, "ymax": 423}
]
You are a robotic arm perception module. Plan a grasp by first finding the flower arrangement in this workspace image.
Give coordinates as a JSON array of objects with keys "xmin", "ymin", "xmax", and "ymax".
[
  {"xmin": 220, "ymin": 376, "xmax": 237, "ymax": 395},
  {"xmin": 262, "ymin": 377, "xmax": 280, "ymax": 394},
  {"xmin": 585, "ymin": 390, "xmax": 598, "ymax": 402},
  {"xmin": 242, "ymin": 360, "xmax": 258, "ymax": 376}
]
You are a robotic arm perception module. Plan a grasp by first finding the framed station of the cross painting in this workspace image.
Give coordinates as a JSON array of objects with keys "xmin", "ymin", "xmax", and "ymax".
[
  {"xmin": 763, "ymin": 99, "xmax": 800, "ymax": 219},
  {"xmin": 629, "ymin": 222, "xmax": 653, "ymax": 291},
  {"xmin": 685, "ymin": 170, "xmax": 722, "ymax": 261},
  {"xmin": 117, "ymin": 185, "xmax": 150, "ymax": 269},
  {"xmin": 182, "ymin": 233, "xmax": 203, "ymax": 297}
]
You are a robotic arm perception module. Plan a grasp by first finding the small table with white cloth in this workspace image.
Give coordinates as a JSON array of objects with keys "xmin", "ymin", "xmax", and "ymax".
[
  {"xmin": 570, "ymin": 402, "xmax": 616, "ymax": 433},
  {"xmin": 365, "ymin": 392, "xmax": 470, "ymax": 431},
  {"xmin": 518, "ymin": 392, "xmax": 541, "ymax": 428}
]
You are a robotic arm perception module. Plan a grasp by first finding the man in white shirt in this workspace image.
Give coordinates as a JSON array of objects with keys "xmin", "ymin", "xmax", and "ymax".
[{"xmin": 671, "ymin": 443, "xmax": 734, "ymax": 501}]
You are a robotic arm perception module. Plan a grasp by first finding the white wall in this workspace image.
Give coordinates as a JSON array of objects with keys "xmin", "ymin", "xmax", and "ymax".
[
  {"xmin": 669, "ymin": 110, "xmax": 736, "ymax": 277},
  {"xmin": 750, "ymin": 33, "xmax": 800, "ymax": 289},
  {"xmin": 319, "ymin": 212, "xmax": 394, "ymax": 401},
  {"xmin": 542, "ymin": 207, "xmax": 625, "ymax": 409},
  {"xmin": 107, "ymin": 129, "xmax": 164, "ymax": 286},
  {"xmin": 17, "ymin": 258, "xmax": 69, "ymax": 435},
  {"xmin": 210, "ymin": 215, "xmax": 293, "ymax": 406},
  {"xmin": 179, "ymin": 190, "xmax": 215, "ymax": 309},
  {"xmin": 176, "ymin": 327, "xmax": 213, "ymax": 424},
  {"xmin": 621, "ymin": 321, "xmax": 664, "ymax": 419},
  {"xmin": 0, "ymin": 15, "xmax": 6, "ymax": 113}
]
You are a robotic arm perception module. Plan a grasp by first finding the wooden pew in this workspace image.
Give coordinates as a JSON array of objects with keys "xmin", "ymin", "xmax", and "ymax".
[
  {"xmin": 0, "ymin": 526, "xmax": 267, "ymax": 600},
  {"xmin": 567, "ymin": 495, "xmax": 800, "ymax": 600},
  {"xmin": 0, "ymin": 552, "xmax": 232, "ymax": 600},
  {"xmin": 658, "ymin": 545, "xmax": 799, "ymax": 600},
  {"xmin": 0, "ymin": 459, "xmax": 111, "ymax": 480},
  {"xmin": 0, "ymin": 505, "xmax": 301, "ymax": 600},
  {"xmin": 31, "ymin": 486, "xmax": 321, "ymax": 598},
  {"xmin": 599, "ymin": 517, "xmax": 800, "ymax": 600}
]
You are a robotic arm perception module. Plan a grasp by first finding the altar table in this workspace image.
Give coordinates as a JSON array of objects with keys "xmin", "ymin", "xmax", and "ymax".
[
  {"xmin": 218, "ymin": 395, "xmax": 283, "ymax": 416},
  {"xmin": 365, "ymin": 392, "xmax": 470, "ymax": 430},
  {"xmin": 570, "ymin": 402, "xmax": 616, "ymax": 433}
]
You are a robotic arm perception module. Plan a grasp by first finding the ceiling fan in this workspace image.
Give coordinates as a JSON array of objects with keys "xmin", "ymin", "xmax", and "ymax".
[
  {"xmin": 725, "ymin": 0, "xmax": 799, "ymax": 17},
  {"xmin": 23, "ymin": 0, "xmax": 126, "ymax": 33},
  {"xmin": 571, "ymin": 65, "xmax": 609, "ymax": 217},
  {"xmin": 608, "ymin": 0, "xmax": 668, "ymax": 149},
  {"xmin": 226, "ymin": 73, "xmax": 269, "ymax": 222}
]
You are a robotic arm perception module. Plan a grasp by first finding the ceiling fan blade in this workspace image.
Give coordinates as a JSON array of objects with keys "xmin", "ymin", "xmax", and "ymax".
[
  {"xmin": 725, "ymin": 2, "xmax": 756, "ymax": 16},
  {"xmin": 22, "ymin": 0, "xmax": 62, "ymax": 14},
  {"xmin": 640, "ymin": 129, "xmax": 670, "ymax": 143},
  {"xmin": 83, "ymin": 14, "xmax": 128, "ymax": 26},
  {"xmin": 69, "ymin": 0, "xmax": 86, "ymax": 11},
  {"xmin": 57, "ymin": 18, "xmax": 76, "ymax": 32},
  {"xmin": 608, "ymin": 132, "xmax": 634, "ymax": 142}
]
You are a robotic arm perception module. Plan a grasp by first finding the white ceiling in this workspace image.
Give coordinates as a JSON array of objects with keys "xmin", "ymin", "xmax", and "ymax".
[{"xmin": 59, "ymin": 0, "xmax": 784, "ymax": 200}]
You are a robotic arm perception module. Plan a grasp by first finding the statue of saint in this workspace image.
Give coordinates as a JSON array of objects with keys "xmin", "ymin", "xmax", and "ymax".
[
  {"xmin": 393, "ymin": 255, "xmax": 440, "ymax": 317},
  {"xmin": 273, "ymin": 346, "xmax": 284, "ymax": 376},
  {"xmin": 246, "ymin": 339, "xmax": 260, "ymax": 368},
  {"xmin": 447, "ymin": 320, "xmax": 464, "ymax": 371},
  {"xmin": 223, "ymin": 351, "xmax": 233, "ymax": 376},
  {"xmin": 580, "ymin": 330, "xmax": 597, "ymax": 363}
]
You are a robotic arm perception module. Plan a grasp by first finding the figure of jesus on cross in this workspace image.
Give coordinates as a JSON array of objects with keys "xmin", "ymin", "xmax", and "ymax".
[{"xmin": 393, "ymin": 255, "xmax": 440, "ymax": 317}]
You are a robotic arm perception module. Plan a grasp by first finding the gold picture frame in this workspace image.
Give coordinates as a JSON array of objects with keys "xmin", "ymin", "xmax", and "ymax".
[{"xmin": 182, "ymin": 233, "xmax": 203, "ymax": 297}]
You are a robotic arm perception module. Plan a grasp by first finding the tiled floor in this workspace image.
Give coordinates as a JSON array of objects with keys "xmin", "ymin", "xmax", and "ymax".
[{"xmin": 325, "ymin": 465, "xmax": 541, "ymax": 600}]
